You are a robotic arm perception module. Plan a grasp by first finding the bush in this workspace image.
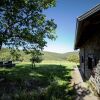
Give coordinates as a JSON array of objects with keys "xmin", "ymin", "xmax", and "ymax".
[{"xmin": 67, "ymin": 53, "xmax": 79, "ymax": 63}]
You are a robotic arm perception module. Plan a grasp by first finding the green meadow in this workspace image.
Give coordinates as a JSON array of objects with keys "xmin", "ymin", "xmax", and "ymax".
[
  {"xmin": 0, "ymin": 61, "xmax": 77, "ymax": 100},
  {"xmin": 0, "ymin": 48, "xmax": 78, "ymax": 99}
]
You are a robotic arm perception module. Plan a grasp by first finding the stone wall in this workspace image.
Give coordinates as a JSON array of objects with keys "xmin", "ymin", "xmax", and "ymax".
[
  {"xmin": 80, "ymin": 33, "xmax": 100, "ymax": 93},
  {"xmin": 94, "ymin": 61, "xmax": 100, "ymax": 93}
]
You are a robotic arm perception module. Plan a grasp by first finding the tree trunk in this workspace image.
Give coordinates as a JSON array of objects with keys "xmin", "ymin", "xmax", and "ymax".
[
  {"xmin": 0, "ymin": 41, "xmax": 2, "ymax": 50},
  {"xmin": 32, "ymin": 62, "xmax": 33, "ymax": 69},
  {"xmin": 32, "ymin": 61, "xmax": 35, "ymax": 69},
  {"xmin": 33, "ymin": 62, "xmax": 35, "ymax": 68}
]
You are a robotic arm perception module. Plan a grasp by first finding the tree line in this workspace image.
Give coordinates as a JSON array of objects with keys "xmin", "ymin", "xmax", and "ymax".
[{"xmin": 0, "ymin": 48, "xmax": 79, "ymax": 64}]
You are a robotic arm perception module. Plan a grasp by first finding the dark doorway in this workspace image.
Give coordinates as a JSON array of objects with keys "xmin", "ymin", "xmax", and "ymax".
[{"xmin": 88, "ymin": 57, "xmax": 93, "ymax": 70}]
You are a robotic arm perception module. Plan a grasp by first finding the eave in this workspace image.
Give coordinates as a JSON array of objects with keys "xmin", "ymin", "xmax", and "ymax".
[{"xmin": 74, "ymin": 4, "xmax": 100, "ymax": 50}]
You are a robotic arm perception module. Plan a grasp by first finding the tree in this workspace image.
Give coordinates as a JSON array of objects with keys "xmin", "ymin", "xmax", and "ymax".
[
  {"xmin": 30, "ymin": 50, "xmax": 42, "ymax": 68},
  {"xmin": 0, "ymin": 0, "xmax": 57, "ymax": 54},
  {"xmin": 66, "ymin": 53, "xmax": 79, "ymax": 63},
  {"xmin": 11, "ymin": 50, "xmax": 21, "ymax": 61}
]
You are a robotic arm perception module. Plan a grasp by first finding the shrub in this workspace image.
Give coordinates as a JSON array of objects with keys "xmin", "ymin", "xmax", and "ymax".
[{"xmin": 67, "ymin": 53, "xmax": 79, "ymax": 63}]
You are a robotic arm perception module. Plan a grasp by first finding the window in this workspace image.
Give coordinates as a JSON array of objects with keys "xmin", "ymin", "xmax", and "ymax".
[
  {"xmin": 81, "ymin": 56, "xmax": 84, "ymax": 63},
  {"xmin": 94, "ymin": 58, "xmax": 97, "ymax": 66}
]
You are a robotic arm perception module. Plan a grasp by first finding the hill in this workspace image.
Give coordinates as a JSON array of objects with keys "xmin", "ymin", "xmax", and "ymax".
[
  {"xmin": 0, "ymin": 48, "xmax": 79, "ymax": 61},
  {"xmin": 42, "ymin": 51, "xmax": 66, "ymax": 61},
  {"xmin": 42, "ymin": 51, "xmax": 79, "ymax": 61}
]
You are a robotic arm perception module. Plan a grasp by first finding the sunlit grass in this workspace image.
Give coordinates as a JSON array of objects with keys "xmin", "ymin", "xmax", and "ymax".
[
  {"xmin": 0, "ymin": 61, "xmax": 76, "ymax": 100},
  {"xmin": 18, "ymin": 60, "xmax": 77, "ymax": 68}
]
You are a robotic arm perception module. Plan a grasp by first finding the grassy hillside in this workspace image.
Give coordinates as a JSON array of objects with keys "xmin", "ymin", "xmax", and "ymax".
[
  {"xmin": 42, "ymin": 51, "xmax": 79, "ymax": 61},
  {"xmin": 0, "ymin": 48, "xmax": 79, "ymax": 61},
  {"xmin": 42, "ymin": 51, "xmax": 66, "ymax": 61},
  {"xmin": 63, "ymin": 51, "xmax": 79, "ymax": 58}
]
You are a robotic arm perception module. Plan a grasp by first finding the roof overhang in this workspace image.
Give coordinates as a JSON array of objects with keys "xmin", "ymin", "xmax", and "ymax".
[{"xmin": 74, "ymin": 4, "xmax": 100, "ymax": 50}]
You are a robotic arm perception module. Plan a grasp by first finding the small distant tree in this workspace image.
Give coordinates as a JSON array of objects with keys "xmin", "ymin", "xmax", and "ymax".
[
  {"xmin": 67, "ymin": 54, "xmax": 79, "ymax": 63},
  {"xmin": 30, "ymin": 50, "xmax": 42, "ymax": 68}
]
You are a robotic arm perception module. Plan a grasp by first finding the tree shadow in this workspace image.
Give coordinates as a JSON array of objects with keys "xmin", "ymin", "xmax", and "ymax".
[{"xmin": 0, "ymin": 64, "xmax": 75, "ymax": 100}]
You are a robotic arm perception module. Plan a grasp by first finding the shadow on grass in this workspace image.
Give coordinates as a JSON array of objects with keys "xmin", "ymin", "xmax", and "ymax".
[{"xmin": 0, "ymin": 64, "xmax": 75, "ymax": 100}]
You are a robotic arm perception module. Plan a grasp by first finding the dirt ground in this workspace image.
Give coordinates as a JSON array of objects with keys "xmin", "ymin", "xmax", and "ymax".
[{"xmin": 71, "ymin": 66, "xmax": 100, "ymax": 100}]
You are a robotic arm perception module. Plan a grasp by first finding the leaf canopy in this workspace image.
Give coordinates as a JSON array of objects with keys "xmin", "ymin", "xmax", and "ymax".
[{"xmin": 0, "ymin": 0, "xmax": 57, "ymax": 51}]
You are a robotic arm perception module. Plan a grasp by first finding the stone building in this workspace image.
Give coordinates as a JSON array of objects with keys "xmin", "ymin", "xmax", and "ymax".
[{"xmin": 74, "ymin": 4, "xmax": 100, "ymax": 93}]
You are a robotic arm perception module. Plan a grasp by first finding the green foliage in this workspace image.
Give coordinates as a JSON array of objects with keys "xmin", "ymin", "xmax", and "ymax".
[
  {"xmin": 30, "ymin": 50, "xmax": 43, "ymax": 68},
  {"xmin": 0, "ymin": 52, "xmax": 11, "ymax": 61},
  {"xmin": 10, "ymin": 50, "xmax": 24, "ymax": 62},
  {"xmin": 66, "ymin": 53, "xmax": 79, "ymax": 63},
  {"xmin": 0, "ymin": 48, "xmax": 25, "ymax": 62},
  {"xmin": 0, "ymin": 48, "xmax": 11, "ymax": 61},
  {"xmin": 0, "ymin": 0, "xmax": 57, "ymax": 58}
]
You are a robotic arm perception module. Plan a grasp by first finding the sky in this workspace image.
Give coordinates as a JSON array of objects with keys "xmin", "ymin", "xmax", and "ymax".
[{"xmin": 43, "ymin": 0, "xmax": 100, "ymax": 53}]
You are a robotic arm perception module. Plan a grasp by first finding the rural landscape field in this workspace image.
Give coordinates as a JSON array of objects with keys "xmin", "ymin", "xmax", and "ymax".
[
  {"xmin": 0, "ymin": 49, "xmax": 78, "ymax": 100},
  {"xmin": 1, "ymin": 0, "xmax": 99, "ymax": 100}
]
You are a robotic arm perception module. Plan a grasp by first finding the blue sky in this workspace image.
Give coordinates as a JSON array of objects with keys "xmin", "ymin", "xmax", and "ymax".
[{"xmin": 44, "ymin": 0, "xmax": 100, "ymax": 53}]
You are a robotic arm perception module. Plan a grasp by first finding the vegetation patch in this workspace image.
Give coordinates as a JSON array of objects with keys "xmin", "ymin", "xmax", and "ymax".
[{"xmin": 0, "ymin": 62, "xmax": 76, "ymax": 100}]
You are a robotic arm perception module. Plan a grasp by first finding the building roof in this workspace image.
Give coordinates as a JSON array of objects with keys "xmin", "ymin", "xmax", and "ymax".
[{"xmin": 74, "ymin": 4, "xmax": 100, "ymax": 50}]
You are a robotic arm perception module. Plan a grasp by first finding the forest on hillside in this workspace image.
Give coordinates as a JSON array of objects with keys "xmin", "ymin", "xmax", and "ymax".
[{"xmin": 0, "ymin": 48, "xmax": 79, "ymax": 63}]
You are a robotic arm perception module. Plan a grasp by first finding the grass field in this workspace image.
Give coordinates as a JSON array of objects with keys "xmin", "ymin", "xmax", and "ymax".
[{"xmin": 0, "ymin": 61, "xmax": 77, "ymax": 100}]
